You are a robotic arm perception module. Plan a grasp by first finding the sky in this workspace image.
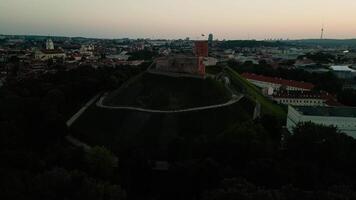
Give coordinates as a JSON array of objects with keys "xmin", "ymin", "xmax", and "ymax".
[{"xmin": 1, "ymin": 0, "xmax": 356, "ymax": 40}]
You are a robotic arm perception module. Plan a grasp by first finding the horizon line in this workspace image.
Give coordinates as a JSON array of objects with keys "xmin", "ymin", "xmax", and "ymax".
[{"xmin": 1, "ymin": 33, "xmax": 356, "ymax": 41}]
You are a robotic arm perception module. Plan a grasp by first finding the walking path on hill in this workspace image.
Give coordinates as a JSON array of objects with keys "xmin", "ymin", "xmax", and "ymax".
[
  {"xmin": 66, "ymin": 135, "xmax": 91, "ymax": 151},
  {"xmin": 66, "ymin": 94, "xmax": 102, "ymax": 151},
  {"xmin": 66, "ymin": 94, "xmax": 101, "ymax": 127},
  {"xmin": 148, "ymin": 68, "xmax": 206, "ymax": 79},
  {"xmin": 96, "ymin": 93, "xmax": 244, "ymax": 113},
  {"xmin": 96, "ymin": 68, "xmax": 245, "ymax": 113}
]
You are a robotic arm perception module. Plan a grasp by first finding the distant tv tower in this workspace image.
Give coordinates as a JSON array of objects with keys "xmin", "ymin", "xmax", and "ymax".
[{"xmin": 320, "ymin": 24, "xmax": 324, "ymax": 40}]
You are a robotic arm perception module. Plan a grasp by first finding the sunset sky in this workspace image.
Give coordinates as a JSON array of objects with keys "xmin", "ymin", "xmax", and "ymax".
[{"xmin": 1, "ymin": 0, "xmax": 356, "ymax": 40}]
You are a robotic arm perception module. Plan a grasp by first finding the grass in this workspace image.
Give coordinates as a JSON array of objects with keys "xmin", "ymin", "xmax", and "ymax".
[
  {"xmin": 225, "ymin": 67, "xmax": 287, "ymax": 120},
  {"xmin": 70, "ymin": 96, "xmax": 256, "ymax": 157},
  {"xmin": 103, "ymin": 73, "xmax": 232, "ymax": 110},
  {"xmin": 69, "ymin": 69, "xmax": 269, "ymax": 158},
  {"xmin": 206, "ymin": 65, "xmax": 223, "ymax": 75}
]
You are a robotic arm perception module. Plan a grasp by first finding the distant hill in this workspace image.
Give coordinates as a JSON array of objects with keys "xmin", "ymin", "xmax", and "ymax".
[
  {"xmin": 0, "ymin": 34, "xmax": 101, "ymax": 41},
  {"xmin": 286, "ymin": 39, "xmax": 356, "ymax": 47},
  {"xmin": 218, "ymin": 40, "xmax": 290, "ymax": 48},
  {"xmin": 219, "ymin": 39, "xmax": 356, "ymax": 48}
]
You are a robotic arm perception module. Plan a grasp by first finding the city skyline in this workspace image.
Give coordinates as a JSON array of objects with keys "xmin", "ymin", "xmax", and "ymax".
[{"xmin": 1, "ymin": 0, "xmax": 356, "ymax": 40}]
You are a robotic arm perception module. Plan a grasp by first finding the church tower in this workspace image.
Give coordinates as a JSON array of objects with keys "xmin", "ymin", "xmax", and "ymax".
[{"xmin": 46, "ymin": 39, "xmax": 54, "ymax": 50}]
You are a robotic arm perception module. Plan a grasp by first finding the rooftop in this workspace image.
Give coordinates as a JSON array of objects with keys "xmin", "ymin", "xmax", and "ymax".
[
  {"xmin": 242, "ymin": 73, "xmax": 315, "ymax": 90},
  {"xmin": 330, "ymin": 65, "xmax": 356, "ymax": 72},
  {"xmin": 293, "ymin": 106, "xmax": 356, "ymax": 118}
]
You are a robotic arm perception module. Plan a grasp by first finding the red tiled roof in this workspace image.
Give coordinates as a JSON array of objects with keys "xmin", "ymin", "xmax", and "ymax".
[{"xmin": 241, "ymin": 73, "xmax": 314, "ymax": 90}]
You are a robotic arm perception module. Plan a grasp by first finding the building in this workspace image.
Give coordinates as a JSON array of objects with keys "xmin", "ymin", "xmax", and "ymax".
[
  {"xmin": 203, "ymin": 57, "xmax": 218, "ymax": 66},
  {"xmin": 46, "ymin": 39, "xmax": 54, "ymax": 50},
  {"xmin": 35, "ymin": 49, "xmax": 66, "ymax": 61},
  {"xmin": 155, "ymin": 55, "xmax": 205, "ymax": 76},
  {"xmin": 242, "ymin": 73, "xmax": 314, "ymax": 92},
  {"xmin": 330, "ymin": 65, "xmax": 356, "ymax": 79},
  {"xmin": 35, "ymin": 39, "xmax": 66, "ymax": 61},
  {"xmin": 208, "ymin": 34, "xmax": 213, "ymax": 46},
  {"xmin": 287, "ymin": 105, "xmax": 356, "ymax": 138},
  {"xmin": 80, "ymin": 44, "xmax": 95, "ymax": 56},
  {"xmin": 0, "ymin": 49, "xmax": 6, "ymax": 63},
  {"xmin": 131, "ymin": 42, "xmax": 145, "ymax": 52},
  {"xmin": 294, "ymin": 58, "xmax": 316, "ymax": 67},
  {"xmin": 194, "ymin": 41, "xmax": 208, "ymax": 57},
  {"xmin": 106, "ymin": 51, "xmax": 130, "ymax": 61},
  {"xmin": 272, "ymin": 91, "xmax": 340, "ymax": 107},
  {"xmin": 235, "ymin": 55, "xmax": 259, "ymax": 65},
  {"xmin": 152, "ymin": 41, "xmax": 209, "ymax": 77}
]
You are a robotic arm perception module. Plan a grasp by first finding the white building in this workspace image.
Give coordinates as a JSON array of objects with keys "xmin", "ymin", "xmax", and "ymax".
[
  {"xmin": 80, "ymin": 44, "xmax": 95, "ymax": 56},
  {"xmin": 235, "ymin": 54, "xmax": 259, "ymax": 64},
  {"xmin": 46, "ymin": 39, "xmax": 54, "ymax": 50},
  {"xmin": 330, "ymin": 65, "xmax": 356, "ymax": 79},
  {"xmin": 272, "ymin": 91, "xmax": 340, "ymax": 107},
  {"xmin": 35, "ymin": 49, "xmax": 66, "ymax": 61},
  {"xmin": 35, "ymin": 39, "xmax": 65, "ymax": 61},
  {"xmin": 203, "ymin": 57, "xmax": 218, "ymax": 66},
  {"xmin": 274, "ymin": 95, "xmax": 325, "ymax": 107},
  {"xmin": 287, "ymin": 105, "xmax": 356, "ymax": 138},
  {"xmin": 106, "ymin": 51, "xmax": 130, "ymax": 61}
]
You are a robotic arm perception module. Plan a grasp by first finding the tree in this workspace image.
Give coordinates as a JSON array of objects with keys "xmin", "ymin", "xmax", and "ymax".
[
  {"xmin": 338, "ymin": 89, "xmax": 356, "ymax": 106},
  {"xmin": 286, "ymin": 122, "xmax": 355, "ymax": 162},
  {"xmin": 259, "ymin": 114, "xmax": 283, "ymax": 144},
  {"xmin": 202, "ymin": 178, "xmax": 356, "ymax": 200},
  {"xmin": 214, "ymin": 121, "xmax": 275, "ymax": 166},
  {"xmin": 107, "ymin": 75, "xmax": 119, "ymax": 89},
  {"xmin": 30, "ymin": 168, "xmax": 126, "ymax": 200},
  {"xmin": 284, "ymin": 122, "xmax": 356, "ymax": 187},
  {"xmin": 85, "ymin": 146, "xmax": 118, "ymax": 180}
]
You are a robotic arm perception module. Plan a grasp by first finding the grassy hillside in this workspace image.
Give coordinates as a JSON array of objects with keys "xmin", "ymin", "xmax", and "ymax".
[
  {"xmin": 70, "ymin": 96, "xmax": 255, "ymax": 157},
  {"xmin": 69, "ymin": 69, "xmax": 268, "ymax": 159},
  {"xmin": 206, "ymin": 65, "xmax": 223, "ymax": 75},
  {"xmin": 225, "ymin": 67, "xmax": 286, "ymax": 119},
  {"xmin": 103, "ymin": 73, "xmax": 232, "ymax": 110}
]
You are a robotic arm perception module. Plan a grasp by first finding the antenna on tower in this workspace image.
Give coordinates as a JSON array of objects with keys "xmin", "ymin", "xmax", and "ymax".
[{"xmin": 320, "ymin": 24, "xmax": 324, "ymax": 40}]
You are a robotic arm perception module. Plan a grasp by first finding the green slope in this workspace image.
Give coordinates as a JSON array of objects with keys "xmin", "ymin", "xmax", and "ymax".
[
  {"xmin": 225, "ymin": 67, "xmax": 286, "ymax": 119},
  {"xmin": 103, "ymin": 73, "xmax": 232, "ymax": 110},
  {"xmin": 69, "ymin": 70, "xmax": 260, "ymax": 156},
  {"xmin": 70, "ymin": 96, "xmax": 256, "ymax": 155}
]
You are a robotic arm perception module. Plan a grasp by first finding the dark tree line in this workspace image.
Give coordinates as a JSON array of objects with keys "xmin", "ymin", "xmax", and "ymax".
[
  {"xmin": 219, "ymin": 40, "xmax": 290, "ymax": 48},
  {"xmin": 0, "ymin": 64, "xmax": 146, "ymax": 200}
]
